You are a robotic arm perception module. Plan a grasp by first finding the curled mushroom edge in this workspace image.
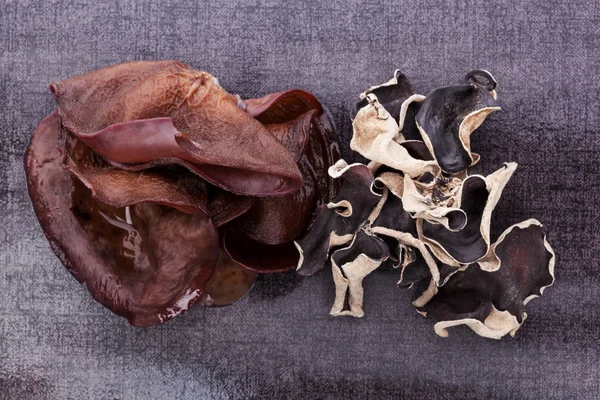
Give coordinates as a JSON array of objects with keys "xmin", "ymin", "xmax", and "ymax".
[
  {"xmin": 26, "ymin": 60, "xmax": 339, "ymax": 326},
  {"xmin": 297, "ymin": 69, "xmax": 555, "ymax": 340}
]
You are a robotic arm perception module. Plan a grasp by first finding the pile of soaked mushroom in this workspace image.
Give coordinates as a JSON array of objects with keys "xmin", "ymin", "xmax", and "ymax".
[
  {"xmin": 295, "ymin": 70, "xmax": 555, "ymax": 339},
  {"xmin": 25, "ymin": 61, "xmax": 338, "ymax": 326}
]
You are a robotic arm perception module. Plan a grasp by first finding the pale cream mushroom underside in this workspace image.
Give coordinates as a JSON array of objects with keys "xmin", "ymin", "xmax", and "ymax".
[
  {"xmin": 351, "ymin": 94, "xmax": 438, "ymax": 178},
  {"xmin": 330, "ymin": 247, "xmax": 384, "ymax": 318},
  {"xmin": 374, "ymin": 171, "xmax": 465, "ymax": 232},
  {"xmin": 402, "ymin": 174, "xmax": 466, "ymax": 232},
  {"xmin": 432, "ymin": 306, "xmax": 523, "ymax": 340}
]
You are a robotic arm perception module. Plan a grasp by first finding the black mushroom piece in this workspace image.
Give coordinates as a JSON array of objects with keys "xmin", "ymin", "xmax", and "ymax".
[
  {"xmin": 297, "ymin": 68, "xmax": 555, "ymax": 339},
  {"xmin": 420, "ymin": 163, "xmax": 516, "ymax": 266},
  {"xmin": 418, "ymin": 220, "xmax": 554, "ymax": 339},
  {"xmin": 350, "ymin": 70, "xmax": 418, "ymax": 123},
  {"xmin": 295, "ymin": 161, "xmax": 381, "ymax": 276},
  {"xmin": 371, "ymin": 189, "xmax": 417, "ymax": 237},
  {"xmin": 415, "ymin": 71, "xmax": 500, "ymax": 174},
  {"xmin": 463, "ymin": 69, "xmax": 498, "ymax": 94}
]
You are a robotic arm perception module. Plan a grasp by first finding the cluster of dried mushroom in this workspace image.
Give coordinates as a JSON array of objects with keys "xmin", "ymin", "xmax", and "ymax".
[
  {"xmin": 25, "ymin": 61, "xmax": 339, "ymax": 326},
  {"xmin": 295, "ymin": 70, "xmax": 555, "ymax": 339},
  {"xmin": 24, "ymin": 61, "xmax": 554, "ymax": 338}
]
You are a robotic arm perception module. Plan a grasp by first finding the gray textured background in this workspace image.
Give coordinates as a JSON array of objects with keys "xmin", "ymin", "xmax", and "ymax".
[{"xmin": 1, "ymin": 0, "xmax": 599, "ymax": 399}]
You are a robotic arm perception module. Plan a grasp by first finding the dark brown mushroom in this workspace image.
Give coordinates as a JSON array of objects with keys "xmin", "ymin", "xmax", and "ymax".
[
  {"xmin": 199, "ymin": 251, "xmax": 258, "ymax": 307},
  {"xmin": 58, "ymin": 120, "xmax": 210, "ymax": 215},
  {"xmin": 206, "ymin": 187, "xmax": 254, "ymax": 228},
  {"xmin": 222, "ymin": 90, "xmax": 339, "ymax": 272},
  {"xmin": 26, "ymin": 61, "xmax": 339, "ymax": 325}
]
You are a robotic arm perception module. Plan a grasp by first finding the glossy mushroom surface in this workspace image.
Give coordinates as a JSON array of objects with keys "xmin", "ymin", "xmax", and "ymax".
[{"xmin": 25, "ymin": 61, "xmax": 339, "ymax": 326}]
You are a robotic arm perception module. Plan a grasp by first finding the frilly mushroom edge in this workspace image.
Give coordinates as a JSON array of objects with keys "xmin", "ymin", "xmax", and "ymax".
[{"xmin": 295, "ymin": 69, "xmax": 555, "ymax": 339}]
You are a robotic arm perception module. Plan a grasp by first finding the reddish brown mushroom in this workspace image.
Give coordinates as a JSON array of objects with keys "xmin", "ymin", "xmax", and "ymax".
[{"xmin": 25, "ymin": 61, "xmax": 338, "ymax": 325}]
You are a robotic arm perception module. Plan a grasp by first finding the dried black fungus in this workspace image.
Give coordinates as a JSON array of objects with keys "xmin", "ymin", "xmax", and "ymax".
[{"xmin": 298, "ymin": 69, "xmax": 555, "ymax": 339}]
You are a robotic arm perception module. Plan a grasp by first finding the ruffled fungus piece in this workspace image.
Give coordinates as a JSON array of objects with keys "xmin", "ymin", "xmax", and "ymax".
[
  {"xmin": 50, "ymin": 60, "xmax": 302, "ymax": 196},
  {"xmin": 295, "ymin": 160, "xmax": 381, "ymax": 276},
  {"xmin": 351, "ymin": 95, "xmax": 439, "ymax": 178},
  {"xmin": 226, "ymin": 112, "xmax": 315, "ymax": 245},
  {"xmin": 418, "ymin": 220, "xmax": 554, "ymax": 339},
  {"xmin": 398, "ymin": 251, "xmax": 432, "ymax": 289},
  {"xmin": 199, "ymin": 251, "xmax": 258, "ymax": 307},
  {"xmin": 25, "ymin": 113, "xmax": 220, "ymax": 327},
  {"xmin": 370, "ymin": 181, "xmax": 416, "ymax": 237},
  {"xmin": 350, "ymin": 70, "xmax": 424, "ymax": 127},
  {"xmin": 400, "ymin": 140, "xmax": 435, "ymax": 162},
  {"xmin": 330, "ymin": 230, "xmax": 390, "ymax": 317},
  {"xmin": 229, "ymin": 110, "xmax": 335, "ymax": 245},
  {"xmin": 416, "ymin": 74, "xmax": 501, "ymax": 174},
  {"xmin": 222, "ymin": 91, "xmax": 339, "ymax": 270},
  {"xmin": 245, "ymin": 89, "xmax": 324, "ymax": 122},
  {"xmin": 398, "ymin": 251, "xmax": 459, "ymax": 291},
  {"xmin": 206, "ymin": 187, "xmax": 254, "ymax": 228},
  {"xmin": 420, "ymin": 163, "xmax": 517, "ymax": 266},
  {"xmin": 371, "ymin": 226, "xmax": 441, "ymax": 286},
  {"xmin": 401, "ymin": 174, "xmax": 465, "ymax": 232}
]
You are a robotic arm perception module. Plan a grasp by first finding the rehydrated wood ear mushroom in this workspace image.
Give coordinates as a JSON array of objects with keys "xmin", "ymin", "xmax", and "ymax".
[
  {"xmin": 298, "ymin": 69, "xmax": 555, "ymax": 339},
  {"xmin": 25, "ymin": 61, "xmax": 339, "ymax": 326}
]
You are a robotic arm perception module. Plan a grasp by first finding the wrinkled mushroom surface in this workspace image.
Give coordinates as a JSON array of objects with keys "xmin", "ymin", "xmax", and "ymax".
[
  {"xmin": 26, "ymin": 61, "xmax": 338, "ymax": 325},
  {"xmin": 26, "ymin": 113, "xmax": 220, "ymax": 327}
]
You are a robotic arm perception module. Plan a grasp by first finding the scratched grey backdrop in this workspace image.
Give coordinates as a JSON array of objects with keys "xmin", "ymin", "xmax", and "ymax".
[{"xmin": 1, "ymin": 0, "xmax": 599, "ymax": 399}]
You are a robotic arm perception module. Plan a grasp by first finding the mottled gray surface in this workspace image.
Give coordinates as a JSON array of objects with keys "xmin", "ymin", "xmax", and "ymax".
[{"xmin": 1, "ymin": 0, "xmax": 599, "ymax": 399}]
